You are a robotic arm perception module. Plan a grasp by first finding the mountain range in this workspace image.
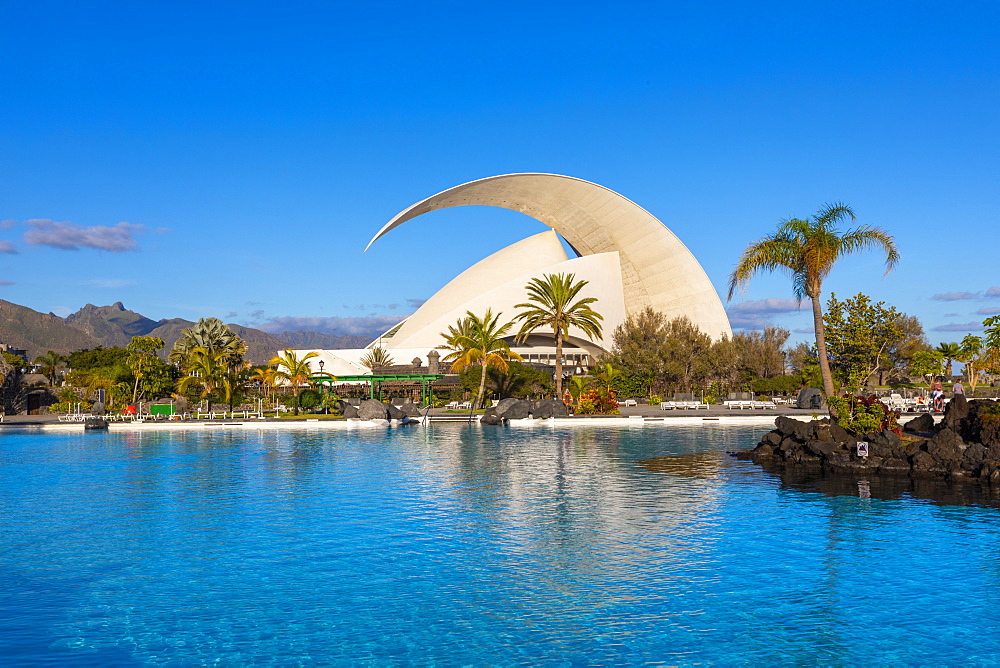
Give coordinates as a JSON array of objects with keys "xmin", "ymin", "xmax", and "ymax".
[{"xmin": 0, "ymin": 300, "xmax": 370, "ymax": 364}]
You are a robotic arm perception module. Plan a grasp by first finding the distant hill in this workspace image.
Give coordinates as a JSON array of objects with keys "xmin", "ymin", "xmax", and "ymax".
[
  {"xmin": 0, "ymin": 299, "xmax": 102, "ymax": 360},
  {"xmin": 277, "ymin": 330, "xmax": 370, "ymax": 350},
  {"xmin": 65, "ymin": 302, "xmax": 159, "ymax": 348},
  {"xmin": 0, "ymin": 300, "xmax": 366, "ymax": 365},
  {"xmin": 61, "ymin": 304, "xmax": 292, "ymax": 365}
]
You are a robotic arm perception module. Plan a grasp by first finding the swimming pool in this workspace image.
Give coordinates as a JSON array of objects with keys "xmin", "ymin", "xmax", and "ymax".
[{"xmin": 2, "ymin": 422, "xmax": 999, "ymax": 664}]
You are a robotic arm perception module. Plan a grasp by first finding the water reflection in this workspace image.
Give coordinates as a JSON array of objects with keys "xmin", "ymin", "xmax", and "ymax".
[{"xmin": 759, "ymin": 464, "xmax": 1000, "ymax": 508}]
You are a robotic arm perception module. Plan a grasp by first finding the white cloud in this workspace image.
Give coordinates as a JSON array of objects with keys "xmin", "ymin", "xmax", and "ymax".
[
  {"xmin": 975, "ymin": 306, "xmax": 1000, "ymax": 315},
  {"xmin": 931, "ymin": 321, "xmax": 986, "ymax": 332},
  {"xmin": 986, "ymin": 287, "xmax": 1000, "ymax": 298},
  {"xmin": 727, "ymin": 297, "xmax": 806, "ymax": 330},
  {"xmin": 0, "ymin": 280, "xmax": 14, "ymax": 286},
  {"xmin": 0, "ymin": 219, "xmax": 16, "ymax": 230},
  {"xmin": 247, "ymin": 314, "xmax": 409, "ymax": 337},
  {"xmin": 24, "ymin": 219, "xmax": 145, "ymax": 252},
  {"xmin": 932, "ymin": 291, "xmax": 977, "ymax": 301},
  {"xmin": 0, "ymin": 241, "xmax": 16, "ymax": 254}
]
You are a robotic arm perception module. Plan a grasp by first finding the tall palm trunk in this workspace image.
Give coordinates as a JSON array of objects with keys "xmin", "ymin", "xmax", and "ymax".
[
  {"xmin": 554, "ymin": 326, "xmax": 564, "ymax": 399},
  {"xmin": 810, "ymin": 294, "xmax": 836, "ymax": 396},
  {"xmin": 476, "ymin": 365, "xmax": 488, "ymax": 410}
]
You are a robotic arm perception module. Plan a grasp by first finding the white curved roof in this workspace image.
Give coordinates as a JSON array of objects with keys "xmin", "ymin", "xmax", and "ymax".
[{"xmin": 367, "ymin": 173, "xmax": 731, "ymax": 340}]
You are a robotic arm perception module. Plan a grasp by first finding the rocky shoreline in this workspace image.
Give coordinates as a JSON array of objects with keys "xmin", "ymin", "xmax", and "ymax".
[{"xmin": 733, "ymin": 396, "xmax": 1000, "ymax": 483}]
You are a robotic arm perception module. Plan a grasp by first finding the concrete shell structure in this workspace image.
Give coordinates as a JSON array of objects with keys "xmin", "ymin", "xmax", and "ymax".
[{"xmin": 367, "ymin": 173, "xmax": 731, "ymax": 347}]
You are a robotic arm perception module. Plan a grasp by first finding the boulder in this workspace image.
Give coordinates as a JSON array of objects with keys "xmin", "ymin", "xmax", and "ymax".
[
  {"xmin": 385, "ymin": 403, "xmax": 406, "ymax": 420},
  {"xmin": 533, "ymin": 399, "xmax": 569, "ymax": 419},
  {"xmin": 494, "ymin": 398, "xmax": 522, "ymax": 415},
  {"xmin": 775, "ymin": 416, "xmax": 813, "ymax": 442},
  {"xmin": 480, "ymin": 408, "xmax": 503, "ymax": 425},
  {"xmin": 903, "ymin": 413, "xmax": 934, "ymax": 433},
  {"xmin": 499, "ymin": 400, "xmax": 533, "ymax": 420},
  {"xmin": 868, "ymin": 430, "xmax": 901, "ymax": 453},
  {"xmin": 761, "ymin": 431, "xmax": 782, "ymax": 446},
  {"xmin": 358, "ymin": 399, "xmax": 389, "ymax": 420},
  {"xmin": 927, "ymin": 428, "xmax": 966, "ymax": 463},
  {"xmin": 84, "ymin": 417, "xmax": 109, "ymax": 430},
  {"xmin": 342, "ymin": 404, "xmax": 359, "ymax": 419},
  {"xmin": 983, "ymin": 421, "xmax": 1000, "ymax": 449},
  {"xmin": 940, "ymin": 394, "xmax": 969, "ymax": 432},
  {"xmin": 796, "ymin": 387, "xmax": 824, "ymax": 409},
  {"xmin": 401, "ymin": 403, "xmax": 424, "ymax": 417}
]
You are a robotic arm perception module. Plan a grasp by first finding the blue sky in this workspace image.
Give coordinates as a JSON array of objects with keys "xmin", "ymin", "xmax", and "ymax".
[{"xmin": 1, "ymin": 1, "xmax": 998, "ymax": 344}]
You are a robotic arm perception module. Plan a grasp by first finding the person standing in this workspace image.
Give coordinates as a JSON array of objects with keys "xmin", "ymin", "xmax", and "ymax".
[
  {"xmin": 953, "ymin": 380, "xmax": 965, "ymax": 396},
  {"xmin": 931, "ymin": 379, "xmax": 944, "ymax": 411}
]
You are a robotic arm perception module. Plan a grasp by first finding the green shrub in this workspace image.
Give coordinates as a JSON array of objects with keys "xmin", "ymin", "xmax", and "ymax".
[
  {"xmin": 648, "ymin": 394, "xmax": 662, "ymax": 405},
  {"xmin": 48, "ymin": 401, "xmax": 93, "ymax": 412},
  {"xmin": 298, "ymin": 389, "xmax": 321, "ymax": 409},
  {"xmin": 828, "ymin": 394, "xmax": 900, "ymax": 435},
  {"xmin": 577, "ymin": 389, "xmax": 620, "ymax": 415}
]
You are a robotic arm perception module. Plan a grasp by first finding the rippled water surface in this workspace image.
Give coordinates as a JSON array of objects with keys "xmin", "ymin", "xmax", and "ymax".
[{"xmin": 3, "ymin": 423, "xmax": 1000, "ymax": 665}]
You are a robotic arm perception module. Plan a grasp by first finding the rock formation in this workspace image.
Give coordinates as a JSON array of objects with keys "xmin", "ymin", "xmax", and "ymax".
[{"xmin": 735, "ymin": 396, "xmax": 1000, "ymax": 483}]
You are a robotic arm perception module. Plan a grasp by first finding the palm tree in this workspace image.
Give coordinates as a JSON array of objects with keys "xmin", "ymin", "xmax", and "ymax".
[
  {"xmin": 360, "ymin": 346, "xmax": 394, "ymax": 372},
  {"xmin": 593, "ymin": 362, "xmax": 622, "ymax": 396},
  {"xmin": 176, "ymin": 346, "xmax": 229, "ymax": 414},
  {"xmin": 250, "ymin": 365, "xmax": 278, "ymax": 405},
  {"xmin": 169, "ymin": 317, "xmax": 247, "ymax": 369},
  {"xmin": 935, "ymin": 342, "xmax": 961, "ymax": 377},
  {"xmin": 439, "ymin": 310, "xmax": 522, "ymax": 410},
  {"xmin": 270, "ymin": 349, "xmax": 320, "ymax": 415},
  {"xmin": 34, "ymin": 350, "xmax": 65, "ymax": 386},
  {"xmin": 514, "ymin": 273, "xmax": 604, "ymax": 400},
  {"xmin": 728, "ymin": 203, "xmax": 898, "ymax": 397},
  {"xmin": 567, "ymin": 375, "xmax": 592, "ymax": 410}
]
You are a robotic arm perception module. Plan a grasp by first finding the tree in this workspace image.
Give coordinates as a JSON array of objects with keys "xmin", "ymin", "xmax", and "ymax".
[
  {"xmin": 823, "ymin": 293, "xmax": 906, "ymax": 391},
  {"xmin": 360, "ymin": 346, "xmax": 394, "ymax": 372},
  {"xmin": 439, "ymin": 310, "xmax": 522, "ymax": 409},
  {"xmin": 34, "ymin": 350, "xmax": 65, "ymax": 386},
  {"xmin": 169, "ymin": 317, "xmax": 247, "ymax": 370},
  {"xmin": 126, "ymin": 336, "xmax": 166, "ymax": 403},
  {"xmin": 250, "ymin": 365, "xmax": 278, "ymax": 404},
  {"xmin": 567, "ymin": 375, "xmax": 592, "ymax": 409},
  {"xmin": 728, "ymin": 203, "xmax": 898, "ymax": 396},
  {"xmin": 514, "ymin": 273, "xmax": 603, "ymax": 400},
  {"xmin": 603, "ymin": 308, "xmax": 718, "ymax": 396},
  {"xmin": 911, "ymin": 350, "xmax": 944, "ymax": 393},
  {"xmin": 935, "ymin": 342, "xmax": 961, "ymax": 377},
  {"xmin": 593, "ymin": 362, "xmax": 622, "ymax": 396},
  {"xmin": 958, "ymin": 335, "xmax": 984, "ymax": 395},
  {"xmin": 270, "ymin": 349, "xmax": 320, "ymax": 415},
  {"xmin": 176, "ymin": 346, "xmax": 229, "ymax": 414}
]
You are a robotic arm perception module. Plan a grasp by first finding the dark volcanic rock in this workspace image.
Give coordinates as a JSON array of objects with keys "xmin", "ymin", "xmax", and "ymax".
[
  {"xmin": 385, "ymin": 403, "xmax": 406, "ymax": 420},
  {"xmin": 903, "ymin": 413, "xmax": 935, "ymax": 434},
  {"xmin": 480, "ymin": 408, "xmax": 503, "ymax": 425},
  {"xmin": 342, "ymin": 404, "xmax": 359, "ymax": 419},
  {"xmin": 982, "ymin": 420, "xmax": 1000, "ymax": 448},
  {"xmin": 736, "ymin": 410, "xmax": 1000, "ymax": 484},
  {"xmin": 533, "ymin": 399, "xmax": 569, "ymax": 419},
  {"xmin": 796, "ymin": 387, "xmax": 824, "ymax": 409},
  {"xmin": 358, "ymin": 399, "xmax": 389, "ymax": 420},
  {"xmin": 940, "ymin": 394, "xmax": 969, "ymax": 433},
  {"xmin": 84, "ymin": 417, "xmax": 109, "ymax": 430},
  {"xmin": 775, "ymin": 416, "xmax": 813, "ymax": 442},
  {"xmin": 927, "ymin": 428, "xmax": 966, "ymax": 463},
  {"xmin": 494, "ymin": 398, "xmax": 522, "ymax": 416},
  {"xmin": 499, "ymin": 400, "xmax": 533, "ymax": 420}
]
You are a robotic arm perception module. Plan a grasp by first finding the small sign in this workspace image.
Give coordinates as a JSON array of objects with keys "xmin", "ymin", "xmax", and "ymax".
[{"xmin": 857, "ymin": 441, "xmax": 869, "ymax": 457}]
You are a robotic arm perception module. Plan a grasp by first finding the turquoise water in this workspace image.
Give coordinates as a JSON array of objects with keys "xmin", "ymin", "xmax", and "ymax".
[{"xmin": 2, "ymin": 423, "xmax": 1000, "ymax": 665}]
